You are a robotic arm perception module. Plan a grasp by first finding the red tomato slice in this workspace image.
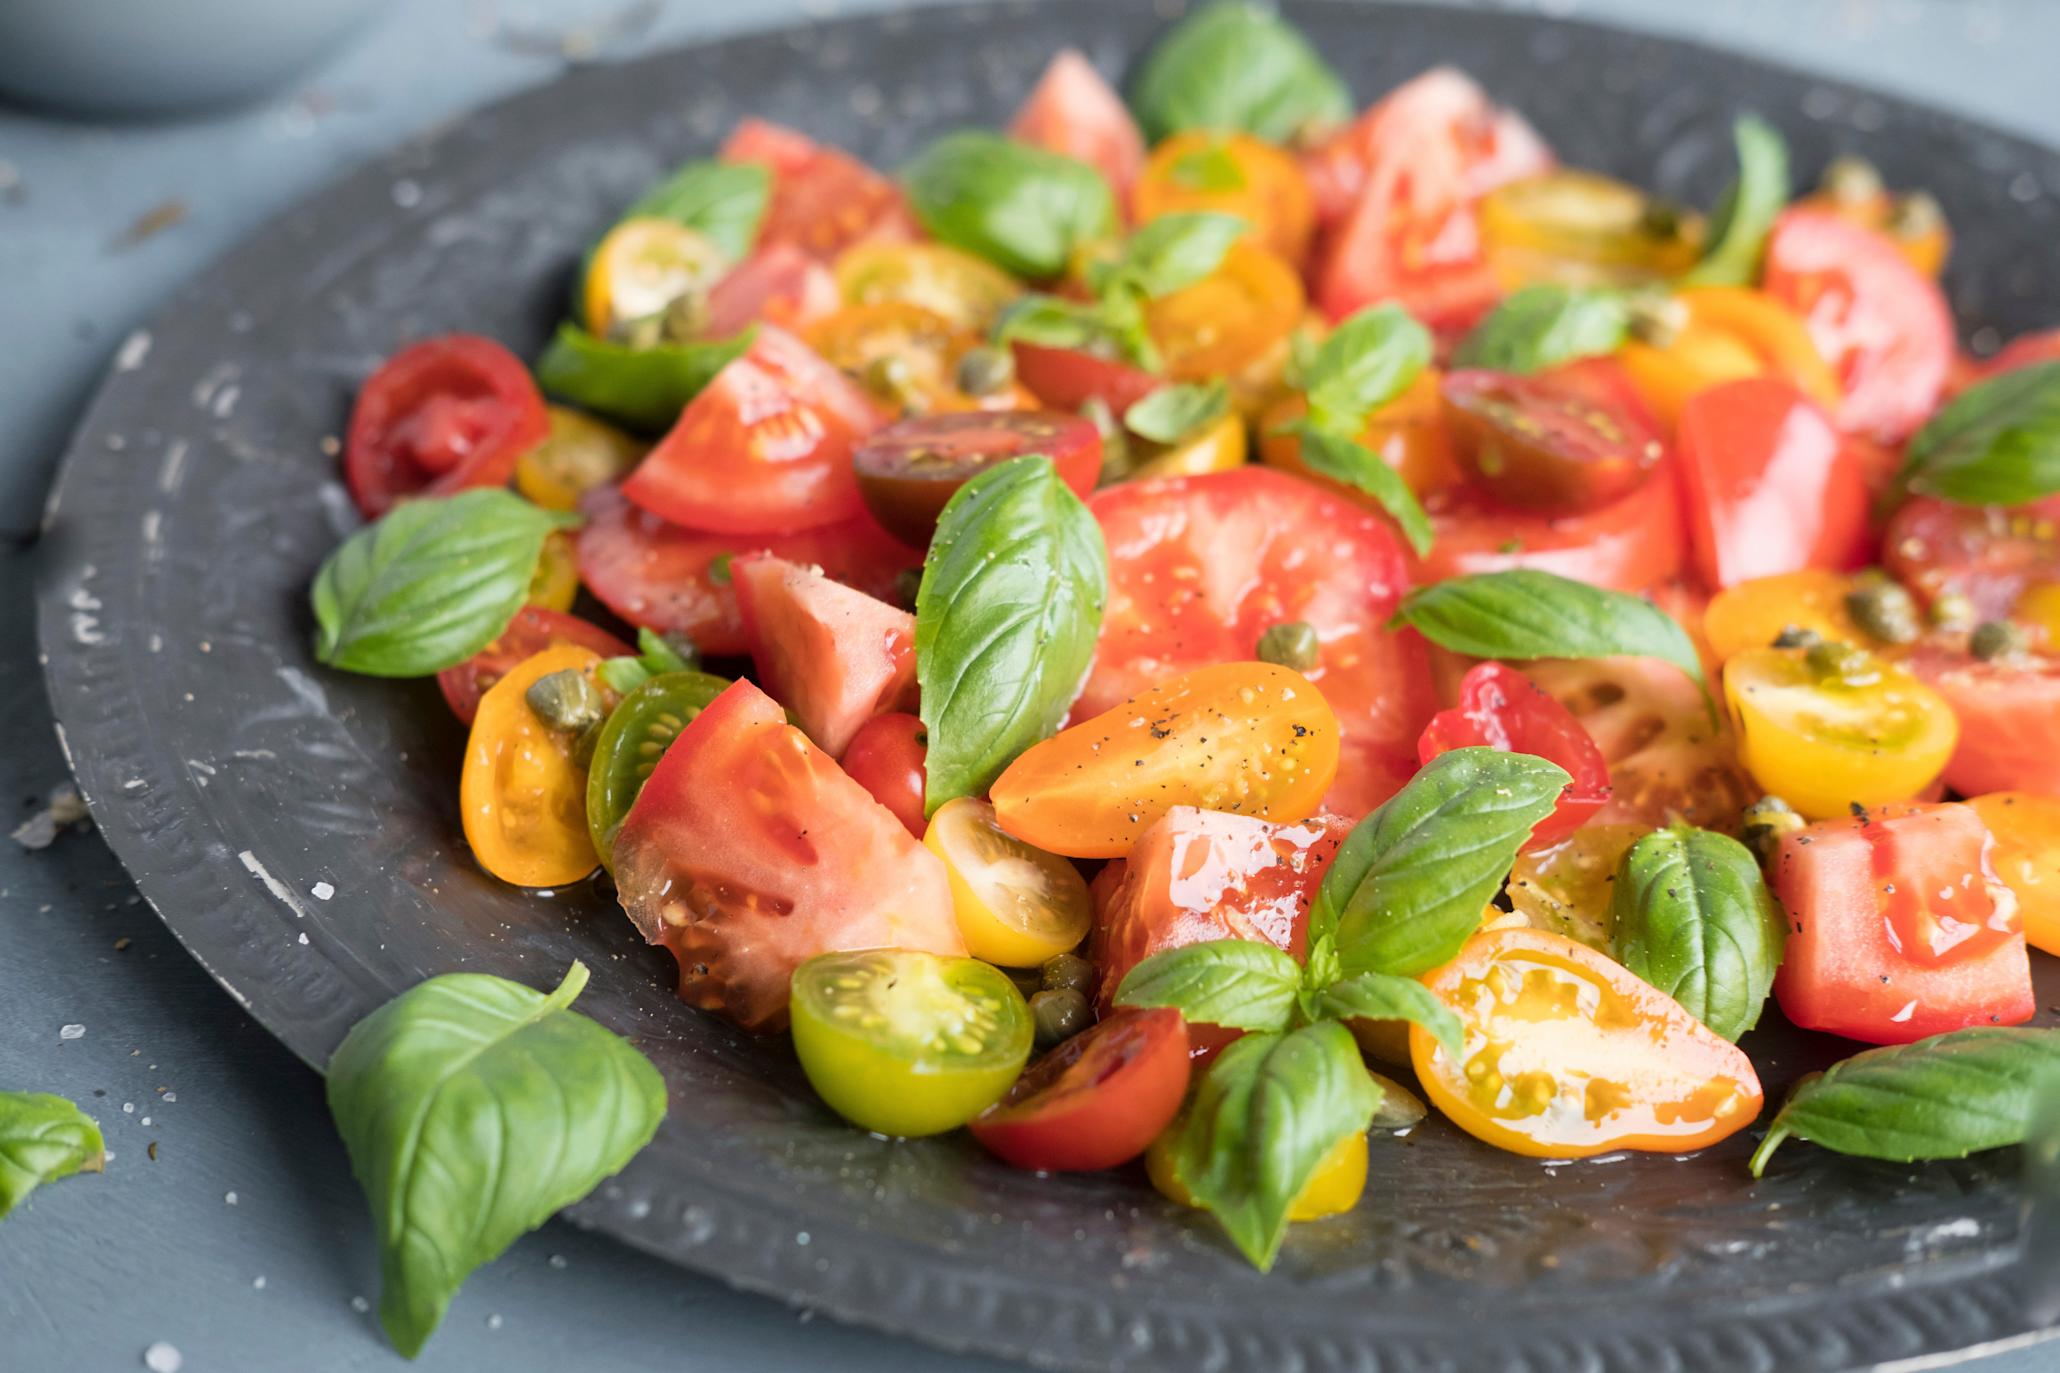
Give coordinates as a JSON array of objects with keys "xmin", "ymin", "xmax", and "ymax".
[
  {"xmin": 839, "ymin": 712, "xmax": 927, "ymax": 838},
  {"xmin": 1441, "ymin": 358, "xmax": 1666, "ymax": 515},
  {"xmin": 1676, "ymin": 376, "xmax": 1871, "ymax": 588},
  {"xmin": 1883, "ymin": 495, "xmax": 2060, "ymax": 621},
  {"xmin": 436, "ymin": 606, "xmax": 631, "ymax": 726},
  {"xmin": 1763, "ymin": 208, "xmax": 1953, "ymax": 444},
  {"xmin": 1416, "ymin": 459, "xmax": 1688, "ymax": 593},
  {"xmin": 621, "ymin": 326, "xmax": 884, "ymax": 535},
  {"xmin": 612, "ymin": 678, "xmax": 962, "ymax": 1032},
  {"xmin": 732, "ymin": 553, "xmax": 917, "ymax": 757},
  {"xmin": 1007, "ymin": 49, "xmax": 1144, "ymax": 201},
  {"xmin": 1418, "ymin": 662, "xmax": 1610, "ymax": 849},
  {"xmin": 704, "ymin": 243, "xmax": 839, "ymax": 338},
  {"xmin": 575, "ymin": 485, "xmax": 920, "ymax": 656},
  {"xmin": 1010, "ymin": 342, "xmax": 1163, "ymax": 416},
  {"xmin": 343, "ymin": 334, "xmax": 549, "ymax": 518},
  {"xmin": 1772, "ymin": 802, "xmax": 2034, "ymax": 1044},
  {"xmin": 1904, "ymin": 646, "xmax": 2060, "ymax": 799},
  {"xmin": 719, "ymin": 118, "xmax": 916, "ymax": 261},
  {"xmin": 968, "ymin": 1007, "xmax": 1191, "ymax": 1172},
  {"xmin": 851, "ymin": 410, "xmax": 1102, "ymax": 545},
  {"xmin": 1084, "ymin": 468, "xmax": 1435, "ymax": 818},
  {"xmin": 1983, "ymin": 329, "xmax": 2060, "ymax": 380}
]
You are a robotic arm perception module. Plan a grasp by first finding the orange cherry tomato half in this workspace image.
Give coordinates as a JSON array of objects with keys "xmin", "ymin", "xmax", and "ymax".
[
  {"xmin": 804, "ymin": 301, "xmax": 1036, "ymax": 416},
  {"xmin": 1967, "ymin": 793, "xmax": 2060, "ymax": 957},
  {"xmin": 1132, "ymin": 131, "xmax": 1316, "ymax": 266},
  {"xmin": 459, "ymin": 644, "xmax": 613, "ymax": 889},
  {"xmin": 1144, "ymin": 242, "xmax": 1305, "ymax": 386},
  {"xmin": 1411, "ymin": 926, "xmax": 1765, "ymax": 1159},
  {"xmin": 968, "ymin": 1007, "xmax": 1192, "ymax": 1172},
  {"xmin": 1618, "ymin": 287, "xmax": 1838, "ymax": 433},
  {"xmin": 1701, "ymin": 569, "xmax": 1862, "ymax": 664}
]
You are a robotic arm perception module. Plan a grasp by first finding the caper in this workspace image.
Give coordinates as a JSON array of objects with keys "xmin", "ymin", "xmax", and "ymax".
[
  {"xmin": 1256, "ymin": 620, "xmax": 1321, "ymax": 672},
  {"xmin": 613, "ymin": 311, "xmax": 666, "ymax": 351},
  {"xmin": 1970, "ymin": 619, "xmax": 2028, "ymax": 663},
  {"xmin": 1819, "ymin": 154, "xmax": 1885, "ymax": 206},
  {"xmin": 1886, "ymin": 190, "xmax": 1944, "ymax": 240},
  {"xmin": 1929, "ymin": 590, "xmax": 1977, "ymax": 632},
  {"xmin": 1844, "ymin": 576, "xmax": 1920, "ymax": 644},
  {"xmin": 1637, "ymin": 199, "xmax": 1687, "ymax": 242},
  {"xmin": 658, "ymin": 290, "xmax": 711, "ymax": 345},
  {"xmin": 1030, "ymin": 988, "xmax": 1091, "ymax": 1046},
  {"xmin": 1740, "ymin": 795, "xmax": 1805, "ymax": 863},
  {"xmin": 954, "ymin": 344, "xmax": 1015, "ymax": 397},
  {"xmin": 1771, "ymin": 624, "xmax": 1825, "ymax": 650},
  {"xmin": 862, "ymin": 354, "xmax": 924, "ymax": 411},
  {"xmin": 1804, "ymin": 639, "xmax": 1868, "ymax": 682},
  {"xmin": 1624, "ymin": 290, "xmax": 1688, "ymax": 349},
  {"xmin": 525, "ymin": 668, "xmax": 604, "ymax": 733},
  {"xmin": 1040, "ymin": 951, "xmax": 1097, "ymax": 996},
  {"xmin": 1367, "ymin": 1071, "xmax": 1428, "ymax": 1131}
]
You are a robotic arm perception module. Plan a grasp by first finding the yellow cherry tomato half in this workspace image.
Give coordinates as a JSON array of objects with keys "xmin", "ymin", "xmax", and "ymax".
[
  {"xmin": 524, "ymin": 529, "xmax": 580, "ymax": 612},
  {"xmin": 1723, "ymin": 645, "xmax": 1958, "ymax": 821},
  {"xmin": 584, "ymin": 217, "xmax": 728, "ymax": 339},
  {"xmin": 460, "ymin": 644, "xmax": 611, "ymax": 888},
  {"xmin": 1479, "ymin": 169, "xmax": 1704, "ymax": 289},
  {"xmin": 1967, "ymin": 792, "xmax": 2060, "ymax": 957},
  {"xmin": 991, "ymin": 662, "xmax": 1341, "ymax": 859},
  {"xmin": 1146, "ymin": 243, "xmax": 1305, "ymax": 391},
  {"xmin": 923, "ymin": 797, "xmax": 1093, "ymax": 967},
  {"xmin": 1145, "ymin": 1118, "xmax": 1368, "ymax": 1220},
  {"xmin": 1702, "ymin": 569, "xmax": 1863, "ymax": 664},
  {"xmin": 1620, "ymin": 287, "xmax": 1839, "ymax": 431},
  {"xmin": 831, "ymin": 240, "xmax": 1023, "ymax": 333},
  {"xmin": 1132, "ymin": 131, "xmax": 1316, "ymax": 268},
  {"xmin": 514, "ymin": 405, "xmax": 649, "ymax": 513},
  {"xmin": 1411, "ymin": 926, "xmax": 1765, "ymax": 1159},
  {"xmin": 1505, "ymin": 822, "xmax": 1645, "ymax": 952},
  {"xmin": 1129, "ymin": 409, "xmax": 1248, "ymax": 480},
  {"xmin": 805, "ymin": 301, "xmax": 1037, "ymax": 416}
]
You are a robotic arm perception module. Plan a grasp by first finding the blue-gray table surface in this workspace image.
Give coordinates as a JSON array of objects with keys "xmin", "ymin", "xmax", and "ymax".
[{"xmin": 4, "ymin": 2, "xmax": 2058, "ymax": 1369}]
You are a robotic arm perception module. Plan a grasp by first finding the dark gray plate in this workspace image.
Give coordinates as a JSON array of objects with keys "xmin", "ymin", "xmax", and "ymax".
[{"xmin": 34, "ymin": 3, "xmax": 2060, "ymax": 1370}]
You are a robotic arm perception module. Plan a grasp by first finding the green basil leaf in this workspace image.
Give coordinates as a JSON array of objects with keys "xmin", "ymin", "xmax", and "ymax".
[
  {"xmin": 1750, "ymin": 1027, "xmax": 2060, "ymax": 1177},
  {"xmin": 311, "ymin": 490, "xmax": 579, "ymax": 678},
  {"xmin": 1302, "ymin": 304, "xmax": 1433, "ymax": 434},
  {"xmin": 1167, "ymin": 141, "xmax": 1248, "ymax": 192},
  {"xmin": 904, "ymin": 131, "xmax": 1117, "ymax": 280},
  {"xmin": 535, "ymin": 322, "xmax": 753, "ymax": 433},
  {"xmin": 0, "ymin": 1092, "xmax": 104, "ymax": 1219},
  {"xmin": 1900, "ymin": 361, "xmax": 2060, "ymax": 507},
  {"xmin": 1313, "ymin": 747, "xmax": 1570, "ymax": 977},
  {"xmin": 1681, "ymin": 115, "xmax": 1790, "ymax": 287},
  {"xmin": 599, "ymin": 626, "xmax": 698, "ymax": 695},
  {"xmin": 917, "ymin": 455, "xmax": 1107, "ymax": 813},
  {"xmin": 2028, "ymin": 1069, "xmax": 2060, "ymax": 1284},
  {"xmin": 1609, "ymin": 825, "xmax": 1785, "ymax": 1042},
  {"xmin": 1106, "ymin": 211, "xmax": 1247, "ymax": 299},
  {"xmin": 1312, "ymin": 971, "xmax": 1464, "ymax": 1058},
  {"xmin": 1453, "ymin": 284, "xmax": 1631, "ymax": 374},
  {"xmin": 1289, "ymin": 424, "xmax": 1435, "ymax": 558},
  {"xmin": 1114, "ymin": 938, "xmax": 1302, "ymax": 1032},
  {"xmin": 327, "ymin": 962, "xmax": 666, "ymax": 1357},
  {"xmin": 619, "ymin": 159, "xmax": 769, "ymax": 263},
  {"xmin": 1129, "ymin": 1, "xmax": 1352, "ymax": 144},
  {"xmin": 991, "ymin": 294, "xmax": 1115, "ymax": 353},
  {"xmin": 1396, "ymin": 569, "xmax": 1708, "ymax": 696},
  {"xmin": 1170, "ymin": 1021, "xmax": 1380, "ymax": 1270},
  {"xmin": 1125, "ymin": 380, "xmax": 1230, "ymax": 445}
]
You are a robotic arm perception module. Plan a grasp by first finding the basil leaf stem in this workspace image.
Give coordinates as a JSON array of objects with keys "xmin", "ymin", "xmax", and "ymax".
[{"xmin": 1681, "ymin": 115, "xmax": 1789, "ymax": 287}]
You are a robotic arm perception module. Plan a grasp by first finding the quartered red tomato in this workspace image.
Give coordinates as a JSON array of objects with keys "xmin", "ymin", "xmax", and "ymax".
[
  {"xmin": 575, "ymin": 485, "xmax": 920, "ymax": 656},
  {"xmin": 343, "ymin": 334, "xmax": 549, "ymax": 518},
  {"xmin": 839, "ymin": 712, "xmax": 927, "ymax": 838},
  {"xmin": 850, "ymin": 410, "xmax": 1101, "ymax": 545},
  {"xmin": 1904, "ymin": 645, "xmax": 2060, "ymax": 799},
  {"xmin": 1772, "ymin": 802, "xmax": 2035, "ymax": 1044},
  {"xmin": 703, "ymin": 243, "xmax": 840, "ymax": 338},
  {"xmin": 1441, "ymin": 358, "xmax": 1666, "ymax": 515},
  {"xmin": 969, "ymin": 1008, "xmax": 1191, "ymax": 1171},
  {"xmin": 436, "ymin": 606, "xmax": 631, "ymax": 726},
  {"xmin": 1007, "ymin": 48, "xmax": 1145, "ymax": 201},
  {"xmin": 1883, "ymin": 495, "xmax": 2060, "ymax": 621},
  {"xmin": 1416, "ymin": 458, "xmax": 1687, "ymax": 593},
  {"xmin": 1418, "ymin": 662, "xmax": 1611, "ymax": 849},
  {"xmin": 612, "ymin": 678, "xmax": 964, "ymax": 1033},
  {"xmin": 621, "ymin": 326, "xmax": 884, "ymax": 534},
  {"xmin": 732, "ymin": 554, "xmax": 917, "ymax": 757},
  {"xmin": 1010, "ymin": 342, "xmax": 1163, "ymax": 416},
  {"xmin": 719, "ymin": 118, "xmax": 915, "ymax": 261}
]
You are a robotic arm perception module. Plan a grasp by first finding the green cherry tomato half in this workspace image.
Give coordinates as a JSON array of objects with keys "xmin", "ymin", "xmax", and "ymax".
[
  {"xmin": 790, "ymin": 949, "xmax": 1033, "ymax": 1137},
  {"xmin": 585, "ymin": 669, "xmax": 731, "ymax": 870}
]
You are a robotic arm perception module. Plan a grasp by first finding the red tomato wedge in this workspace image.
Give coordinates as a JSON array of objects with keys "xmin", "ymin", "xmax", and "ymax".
[
  {"xmin": 1007, "ymin": 49, "xmax": 1144, "ymax": 201},
  {"xmin": 732, "ymin": 553, "xmax": 918, "ymax": 757},
  {"xmin": 1416, "ymin": 459, "xmax": 1687, "ymax": 593},
  {"xmin": 704, "ymin": 244, "xmax": 839, "ymax": 338},
  {"xmin": 621, "ymin": 326, "xmax": 885, "ymax": 535},
  {"xmin": 1676, "ymin": 377, "xmax": 1871, "ymax": 588},
  {"xmin": 1763, "ymin": 208, "xmax": 1954, "ymax": 444},
  {"xmin": 1903, "ymin": 646, "xmax": 2060, "ymax": 799},
  {"xmin": 1771, "ymin": 802, "xmax": 2035, "ymax": 1045},
  {"xmin": 720, "ymin": 118, "xmax": 916, "ymax": 261},
  {"xmin": 612, "ymin": 678, "xmax": 963, "ymax": 1033},
  {"xmin": 1983, "ymin": 329, "xmax": 2060, "ymax": 380},
  {"xmin": 575, "ymin": 485, "xmax": 920, "ymax": 656},
  {"xmin": 1083, "ymin": 468, "xmax": 1435, "ymax": 819},
  {"xmin": 968, "ymin": 1008, "xmax": 1191, "ymax": 1172},
  {"xmin": 344, "ymin": 334, "xmax": 549, "ymax": 518},
  {"xmin": 1010, "ymin": 342, "xmax": 1163, "ymax": 416},
  {"xmin": 1418, "ymin": 662, "xmax": 1610, "ymax": 849},
  {"xmin": 1883, "ymin": 495, "xmax": 2060, "ymax": 621},
  {"xmin": 436, "ymin": 606, "xmax": 631, "ymax": 726},
  {"xmin": 839, "ymin": 712, "xmax": 927, "ymax": 838}
]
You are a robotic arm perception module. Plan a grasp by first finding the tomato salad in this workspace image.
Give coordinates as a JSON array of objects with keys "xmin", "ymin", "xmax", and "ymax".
[{"xmin": 308, "ymin": 3, "xmax": 2060, "ymax": 1273}]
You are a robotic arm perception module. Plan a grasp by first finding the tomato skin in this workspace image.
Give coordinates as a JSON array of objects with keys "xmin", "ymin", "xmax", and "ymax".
[
  {"xmin": 1411, "ymin": 927, "xmax": 1764, "ymax": 1159},
  {"xmin": 1146, "ymin": 243, "xmax": 1305, "ymax": 396},
  {"xmin": 832, "ymin": 241, "xmax": 1022, "ymax": 334},
  {"xmin": 1772, "ymin": 803, "xmax": 2035, "ymax": 1044},
  {"xmin": 720, "ymin": 119, "xmax": 915, "ymax": 261},
  {"xmin": 1702, "ymin": 569, "xmax": 1863, "ymax": 664},
  {"xmin": 1968, "ymin": 793, "xmax": 2060, "ymax": 957},
  {"xmin": 437, "ymin": 606, "xmax": 631, "ymax": 726},
  {"xmin": 1984, "ymin": 329, "xmax": 2060, "ymax": 380},
  {"xmin": 343, "ymin": 335, "xmax": 549, "ymax": 519},
  {"xmin": 1418, "ymin": 663, "xmax": 1611, "ymax": 850},
  {"xmin": 460, "ymin": 645, "xmax": 611, "ymax": 889},
  {"xmin": 1478, "ymin": 169, "xmax": 1703, "ymax": 289},
  {"xmin": 1007, "ymin": 49, "xmax": 1144, "ymax": 200},
  {"xmin": 1134, "ymin": 132, "xmax": 1315, "ymax": 266},
  {"xmin": 1903, "ymin": 646, "xmax": 2060, "ymax": 799},
  {"xmin": 1618, "ymin": 287, "xmax": 1840, "ymax": 433},
  {"xmin": 1010, "ymin": 342, "xmax": 1163, "ymax": 416},
  {"xmin": 1882, "ymin": 495, "xmax": 2060, "ymax": 621},
  {"xmin": 1416, "ymin": 460, "xmax": 1687, "ymax": 594},
  {"xmin": 850, "ymin": 410, "xmax": 1101, "ymax": 545},
  {"xmin": 1676, "ymin": 377, "xmax": 1871, "ymax": 589},
  {"xmin": 839, "ymin": 712, "xmax": 927, "ymax": 839},
  {"xmin": 969, "ymin": 1008, "xmax": 1192, "ymax": 1172},
  {"xmin": 731, "ymin": 553, "xmax": 916, "ymax": 757},
  {"xmin": 613, "ymin": 678, "xmax": 963, "ymax": 1032},
  {"xmin": 1441, "ymin": 359, "xmax": 1666, "ymax": 515},
  {"xmin": 704, "ymin": 243, "xmax": 840, "ymax": 338}
]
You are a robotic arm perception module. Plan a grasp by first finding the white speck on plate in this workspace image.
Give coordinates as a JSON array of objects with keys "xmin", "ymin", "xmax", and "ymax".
[
  {"xmin": 253, "ymin": 1275, "xmax": 267, "ymax": 1290},
  {"xmin": 311, "ymin": 881, "xmax": 334, "ymax": 901},
  {"xmin": 486, "ymin": 1314, "xmax": 503, "ymax": 1331},
  {"xmin": 123, "ymin": 1102, "xmax": 135, "ymax": 1114},
  {"xmin": 115, "ymin": 330, "xmax": 153, "ymax": 371},
  {"xmin": 392, "ymin": 178, "xmax": 423, "ymax": 208},
  {"xmin": 351, "ymin": 1295, "xmax": 370, "ymax": 1314},
  {"xmin": 224, "ymin": 1191, "xmax": 237, "ymax": 1206},
  {"xmin": 163, "ymin": 1092, "xmax": 176, "ymax": 1103},
  {"xmin": 143, "ymin": 1342, "xmax": 182, "ymax": 1373},
  {"xmin": 59, "ymin": 1023, "xmax": 85, "ymax": 1041},
  {"xmin": 239, "ymin": 850, "xmax": 311, "ymax": 920},
  {"xmin": 156, "ymin": 439, "xmax": 189, "ymax": 495}
]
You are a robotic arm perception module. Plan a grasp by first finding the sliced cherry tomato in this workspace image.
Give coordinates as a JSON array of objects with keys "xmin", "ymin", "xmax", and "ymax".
[
  {"xmin": 584, "ymin": 218, "xmax": 728, "ymax": 339},
  {"xmin": 574, "ymin": 485, "xmax": 920, "ymax": 656},
  {"xmin": 850, "ymin": 410, "xmax": 1101, "ymax": 545},
  {"xmin": 525, "ymin": 529, "xmax": 580, "ymax": 612},
  {"xmin": 1702, "ymin": 570, "xmax": 1863, "ymax": 663},
  {"xmin": 1618, "ymin": 286, "xmax": 1840, "ymax": 433},
  {"xmin": 1418, "ymin": 663, "xmax": 1611, "ymax": 849},
  {"xmin": 1967, "ymin": 793, "xmax": 2060, "ymax": 957},
  {"xmin": 840, "ymin": 712, "xmax": 927, "ymax": 839},
  {"xmin": 1412, "ymin": 926, "xmax": 1764, "ymax": 1158},
  {"xmin": 1506, "ymin": 822, "xmax": 1644, "ymax": 951},
  {"xmin": 1128, "ymin": 409, "xmax": 1248, "ymax": 480},
  {"xmin": 436, "ymin": 606, "xmax": 631, "ymax": 726},
  {"xmin": 1441, "ymin": 358, "xmax": 1665, "ymax": 515},
  {"xmin": 1478, "ymin": 169, "xmax": 1701, "ymax": 288},
  {"xmin": 790, "ymin": 949, "xmax": 1031, "ymax": 1137},
  {"xmin": 460, "ymin": 645, "xmax": 611, "ymax": 889},
  {"xmin": 831, "ymin": 241, "xmax": 1022, "ymax": 334},
  {"xmin": 924, "ymin": 796, "xmax": 1094, "ymax": 967},
  {"xmin": 970, "ymin": 1007, "xmax": 1190, "ymax": 1171},
  {"xmin": 1883, "ymin": 495, "xmax": 2060, "ymax": 621},
  {"xmin": 343, "ymin": 334, "xmax": 549, "ymax": 518},
  {"xmin": 993, "ymin": 662, "xmax": 1341, "ymax": 859},
  {"xmin": 1146, "ymin": 1114, "xmax": 1366, "ymax": 1218},
  {"xmin": 514, "ymin": 405, "xmax": 648, "ymax": 512},
  {"xmin": 1676, "ymin": 377, "xmax": 1870, "ymax": 588},
  {"xmin": 584, "ymin": 669, "xmax": 731, "ymax": 870},
  {"xmin": 1010, "ymin": 342, "xmax": 1163, "ymax": 416},
  {"xmin": 1145, "ymin": 242, "xmax": 1305, "ymax": 403},
  {"xmin": 1416, "ymin": 459, "xmax": 1687, "ymax": 593},
  {"xmin": 1772, "ymin": 802, "xmax": 2035, "ymax": 1044},
  {"xmin": 1261, "ymin": 369, "xmax": 1464, "ymax": 500},
  {"xmin": 612, "ymin": 678, "xmax": 963, "ymax": 1032},
  {"xmin": 804, "ymin": 301, "xmax": 1036, "ymax": 417},
  {"xmin": 703, "ymin": 243, "xmax": 840, "ymax": 338},
  {"xmin": 620, "ymin": 326, "xmax": 882, "ymax": 535},
  {"xmin": 720, "ymin": 118, "xmax": 915, "ymax": 261},
  {"xmin": 1762, "ymin": 207, "xmax": 1953, "ymax": 443},
  {"xmin": 1724, "ymin": 645, "xmax": 1957, "ymax": 820},
  {"xmin": 730, "ymin": 553, "xmax": 915, "ymax": 757},
  {"xmin": 1133, "ymin": 132, "xmax": 1315, "ymax": 266},
  {"xmin": 1903, "ymin": 645, "xmax": 2060, "ymax": 799},
  {"xmin": 1007, "ymin": 48, "xmax": 1145, "ymax": 201}
]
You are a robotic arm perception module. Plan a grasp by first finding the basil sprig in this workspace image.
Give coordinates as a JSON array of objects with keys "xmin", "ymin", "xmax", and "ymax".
[
  {"xmin": 1125, "ymin": 379, "xmax": 1230, "ymax": 445},
  {"xmin": 1751, "ymin": 1027, "xmax": 2060, "ymax": 1177},
  {"xmin": 904, "ymin": 131, "xmax": 1117, "ymax": 280},
  {"xmin": 1128, "ymin": 1, "xmax": 1351, "ymax": 144},
  {"xmin": 1453, "ymin": 284, "xmax": 1632, "ymax": 374},
  {"xmin": 1609, "ymin": 826, "xmax": 1785, "ymax": 1042},
  {"xmin": 1681, "ymin": 114, "xmax": 1789, "ymax": 287},
  {"xmin": 598, "ymin": 626, "xmax": 699, "ymax": 695},
  {"xmin": 312, "ymin": 489, "xmax": 578, "ymax": 678},
  {"xmin": 0, "ymin": 1091, "xmax": 104, "ymax": 1219},
  {"xmin": 617, "ymin": 159, "xmax": 769, "ymax": 263},
  {"xmin": 535, "ymin": 322, "xmax": 753, "ymax": 433},
  {"xmin": 916, "ymin": 455, "xmax": 1107, "ymax": 814},
  {"xmin": 328, "ymin": 962, "xmax": 665, "ymax": 1357},
  {"xmin": 1897, "ymin": 360, "xmax": 2060, "ymax": 507}
]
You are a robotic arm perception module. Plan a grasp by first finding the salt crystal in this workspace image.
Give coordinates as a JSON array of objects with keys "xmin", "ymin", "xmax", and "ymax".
[
  {"xmin": 224, "ymin": 1192, "xmax": 238, "ymax": 1206},
  {"xmin": 311, "ymin": 881, "xmax": 334, "ymax": 901},
  {"xmin": 351, "ymin": 1296, "xmax": 370, "ymax": 1313},
  {"xmin": 486, "ymin": 1314, "xmax": 503, "ymax": 1331},
  {"xmin": 123, "ymin": 1103, "xmax": 135, "ymax": 1114},
  {"xmin": 253, "ymin": 1276, "xmax": 266, "ymax": 1290},
  {"xmin": 143, "ymin": 1343, "xmax": 182, "ymax": 1373},
  {"xmin": 59, "ymin": 1024, "xmax": 85, "ymax": 1041},
  {"xmin": 547, "ymin": 1254, "xmax": 567, "ymax": 1270},
  {"xmin": 162, "ymin": 1092, "xmax": 177, "ymax": 1103}
]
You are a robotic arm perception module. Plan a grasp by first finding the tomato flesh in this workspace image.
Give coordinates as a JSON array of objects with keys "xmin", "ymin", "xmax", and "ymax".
[
  {"xmin": 704, "ymin": 243, "xmax": 840, "ymax": 338},
  {"xmin": 1134, "ymin": 132, "xmax": 1315, "ymax": 266},
  {"xmin": 1416, "ymin": 459, "xmax": 1687, "ymax": 594},
  {"xmin": 1903, "ymin": 646, "xmax": 2060, "ymax": 799},
  {"xmin": 344, "ymin": 334, "xmax": 549, "ymax": 518},
  {"xmin": 850, "ymin": 410, "xmax": 1101, "ymax": 545},
  {"xmin": 1883, "ymin": 495, "xmax": 2060, "ymax": 622},
  {"xmin": 459, "ymin": 645, "xmax": 610, "ymax": 889},
  {"xmin": 1007, "ymin": 49, "xmax": 1145, "ymax": 200},
  {"xmin": 969, "ymin": 1008, "xmax": 1192, "ymax": 1172},
  {"xmin": 1418, "ymin": 662, "xmax": 1611, "ymax": 850},
  {"xmin": 732, "ymin": 553, "xmax": 917, "ymax": 757},
  {"xmin": 839, "ymin": 712, "xmax": 927, "ymax": 838},
  {"xmin": 1010, "ymin": 342, "xmax": 1163, "ymax": 416},
  {"xmin": 1441, "ymin": 359, "xmax": 1666, "ymax": 515},
  {"xmin": 1968, "ymin": 793, "xmax": 2060, "ymax": 957},
  {"xmin": 720, "ymin": 119, "xmax": 915, "ymax": 261},
  {"xmin": 924, "ymin": 796, "xmax": 1094, "ymax": 967},
  {"xmin": 437, "ymin": 606, "xmax": 631, "ymax": 726}
]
